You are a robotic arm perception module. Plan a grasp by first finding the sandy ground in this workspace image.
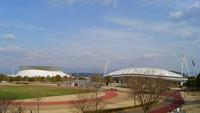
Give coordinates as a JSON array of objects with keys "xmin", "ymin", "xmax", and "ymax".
[
  {"xmin": 105, "ymin": 92, "xmax": 139, "ymax": 109},
  {"xmin": 182, "ymin": 104, "xmax": 200, "ymax": 113},
  {"xmin": 181, "ymin": 91, "xmax": 200, "ymax": 113},
  {"xmin": 180, "ymin": 91, "xmax": 200, "ymax": 101},
  {"xmin": 103, "ymin": 86, "xmax": 131, "ymax": 92},
  {"xmin": 15, "ymin": 92, "xmax": 105, "ymax": 102},
  {"xmin": 21, "ymin": 89, "xmax": 138, "ymax": 113},
  {"xmin": 22, "ymin": 91, "xmax": 138, "ymax": 113}
]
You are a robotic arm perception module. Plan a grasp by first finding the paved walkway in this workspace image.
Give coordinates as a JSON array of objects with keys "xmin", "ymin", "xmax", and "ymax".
[
  {"xmin": 118, "ymin": 91, "xmax": 184, "ymax": 113},
  {"xmin": 150, "ymin": 91, "xmax": 184, "ymax": 113}
]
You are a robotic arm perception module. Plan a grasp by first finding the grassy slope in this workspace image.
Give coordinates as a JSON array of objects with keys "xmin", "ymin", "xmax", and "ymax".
[{"xmin": 0, "ymin": 85, "xmax": 85, "ymax": 99}]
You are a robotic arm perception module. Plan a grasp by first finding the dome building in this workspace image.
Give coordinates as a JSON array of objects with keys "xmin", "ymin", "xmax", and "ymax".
[
  {"xmin": 16, "ymin": 66, "xmax": 71, "ymax": 77},
  {"xmin": 104, "ymin": 68, "xmax": 187, "ymax": 82}
]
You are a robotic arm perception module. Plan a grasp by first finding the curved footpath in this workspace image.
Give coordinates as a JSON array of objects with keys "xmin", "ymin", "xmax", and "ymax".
[
  {"xmin": 150, "ymin": 91, "xmax": 184, "ymax": 113},
  {"xmin": 18, "ymin": 90, "xmax": 118, "ymax": 106}
]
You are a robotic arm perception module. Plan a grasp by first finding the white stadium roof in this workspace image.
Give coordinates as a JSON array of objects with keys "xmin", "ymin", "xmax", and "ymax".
[
  {"xmin": 16, "ymin": 66, "xmax": 71, "ymax": 77},
  {"xmin": 104, "ymin": 68, "xmax": 187, "ymax": 82}
]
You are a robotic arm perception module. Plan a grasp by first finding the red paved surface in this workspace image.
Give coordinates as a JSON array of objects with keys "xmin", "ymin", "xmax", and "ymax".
[
  {"xmin": 150, "ymin": 91, "xmax": 184, "ymax": 113},
  {"xmin": 17, "ymin": 91, "xmax": 118, "ymax": 106}
]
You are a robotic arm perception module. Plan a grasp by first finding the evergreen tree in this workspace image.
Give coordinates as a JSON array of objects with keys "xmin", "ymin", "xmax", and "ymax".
[
  {"xmin": 196, "ymin": 74, "xmax": 200, "ymax": 90},
  {"xmin": 55, "ymin": 75, "xmax": 62, "ymax": 82},
  {"xmin": 184, "ymin": 77, "xmax": 196, "ymax": 89}
]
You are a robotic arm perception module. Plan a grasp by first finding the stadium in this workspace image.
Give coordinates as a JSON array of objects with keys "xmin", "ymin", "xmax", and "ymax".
[
  {"xmin": 16, "ymin": 66, "xmax": 71, "ymax": 77},
  {"xmin": 104, "ymin": 68, "xmax": 188, "ymax": 83}
]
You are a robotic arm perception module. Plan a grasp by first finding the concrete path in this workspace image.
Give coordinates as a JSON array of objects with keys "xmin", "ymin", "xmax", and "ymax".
[
  {"xmin": 150, "ymin": 91, "xmax": 184, "ymax": 113},
  {"xmin": 117, "ymin": 91, "xmax": 184, "ymax": 113}
]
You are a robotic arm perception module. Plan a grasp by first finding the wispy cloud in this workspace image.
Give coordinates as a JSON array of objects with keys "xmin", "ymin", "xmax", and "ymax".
[
  {"xmin": 143, "ymin": 52, "xmax": 160, "ymax": 59},
  {"xmin": 0, "ymin": 21, "xmax": 47, "ymax": 31},
  {"xmin": 49, "ymin": 0, "xmax": 120, "ymax": 7},
  {"xmin": 105, "ymin": 16, "xmax": 177, "ymax": 33},
  {"xmin": 104, "ymin": 16, "xmax": 200, "ymax": 42},
  {"xmin": 169, "ymin": 2, "xmax": 200, "ymax": 25},
  {"xmin": 181, "ymin": 31, "xmax": 200, "ymax": 42},
  {"xmin": 0, "ymin": 46, "xmax": 22, "ymax": 52},
  {"xmin": 2, "ymin": 34, "xmax": 16, "ymax": 40},
  {"xmin": 0, "ymin": 46, "xmax": 45, "ymax": 60},
  {"xmin": 1, "ymin": 0, "xmax": 199, "ymax": 73}
]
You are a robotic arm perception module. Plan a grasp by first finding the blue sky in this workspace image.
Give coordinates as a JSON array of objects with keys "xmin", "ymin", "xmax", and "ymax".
[{"xmin": 0, "ymin": 0, "xmax": 200, "ymax": 74}]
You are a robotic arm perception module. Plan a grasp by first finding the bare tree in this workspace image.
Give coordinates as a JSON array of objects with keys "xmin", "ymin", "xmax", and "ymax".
[
  {"xmin": 34, "ymin": 86, "xmax": 43, "ymax": 113},
  {"xmin": 9, "ymin": 103, "xmax": 25, "ymax": 113},
  {"xmin": 90, "ymin": 74, "xmax": 102, "ymax": 83},
  {"xmin": 128, "ymin": 76, "xmax": 170, "ymax": 113},
  {"xmin": 0, "ymin": 98, "xmax": 11, "ymax": 113},
  {"xmin": 0, "ymin": 98, "xmax": 25, "ymax": 113},
  {"xmin": 73, "ymin": 84, "xmax": 105, "ymax": 113},
  {"xmin": 93, "ymin": 84, "xmax": 105, "ymax": 112},
  {"xmin": 74, "ymin": 93, "xmax": 95, "ymax": 113},
  {"xmin": 104, "ymin": 76, "xmax": 113, "ymax": 86}
]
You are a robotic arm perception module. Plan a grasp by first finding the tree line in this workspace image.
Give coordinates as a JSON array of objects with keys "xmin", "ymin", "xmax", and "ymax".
[
  {"xmin": 0, "ymin": 74, "xmax": 71, "ymax": 83},
  {"xmin": 0, "ymin": 74, "xmax": 112, "ymax": 83},
  {"xmin": 184, "ymin": 73, "xmax": 200, "ymax": 91}
]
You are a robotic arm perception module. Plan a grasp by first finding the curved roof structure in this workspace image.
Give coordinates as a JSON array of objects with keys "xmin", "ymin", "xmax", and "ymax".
[
  {"xmin": 16, "ymin": 66, "xmax": 71, "ymax": 77},
  {"xmin": 104, "ymin": 68, "xmax": 187, "ymax": 82},
  {"xmin": 20, "ymin": 66, "xmax": 60, "ymax": 71}
]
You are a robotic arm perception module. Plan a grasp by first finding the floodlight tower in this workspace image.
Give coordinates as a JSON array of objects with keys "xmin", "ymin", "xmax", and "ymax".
[
  {"xmin": 195, "ymin": 62, "xmax": 199, "ymax": 75},
  {"xmin": 181, "ymin": 55, "xmax": 191, "ymax": 77},
  {"xmin": 11, "ymin": 65, "xmax": 15, "ymax": 75},
  {"xmin": 104, "ymin": 59, "xmax": 109, "ymax": 75},
  {"xmin": 192, "ymin": 57, "xmax": 199, "ymax": 76},
  {"xmin": 12, "ymin": 66, "xmax": 14, "ymax": 75}
]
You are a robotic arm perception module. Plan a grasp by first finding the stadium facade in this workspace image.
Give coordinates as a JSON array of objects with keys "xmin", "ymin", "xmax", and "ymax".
[
  {"xmin": 16, "ymin": 66, "xmax": 71, "ymax": 77},
  {"xmin": 104, "ymin": 68, "xmax": 187, "ymax": 82}
]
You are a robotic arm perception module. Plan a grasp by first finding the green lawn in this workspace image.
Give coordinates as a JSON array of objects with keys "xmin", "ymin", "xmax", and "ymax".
[{"xmin": 0, "ymin": 85, "xmax": 85, "ymax": 99}]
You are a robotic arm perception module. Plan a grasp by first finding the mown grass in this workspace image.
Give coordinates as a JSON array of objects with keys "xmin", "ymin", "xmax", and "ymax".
[{"xmin": 0, "ymin": 85, "xmax": 85, "ymax": 99}]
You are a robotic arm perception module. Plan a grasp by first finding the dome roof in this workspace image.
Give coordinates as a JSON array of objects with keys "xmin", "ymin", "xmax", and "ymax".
[
  {"xmin": 105, "ymin": 68, "xmax": 187, "ymax": 81},
  {"xmin": 20, "ymin": 66, "xmax": 60, "ymax": 71},
  {"xmin": 16, "ymin": 66, "xmax": 71, "ymax": 77}
]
